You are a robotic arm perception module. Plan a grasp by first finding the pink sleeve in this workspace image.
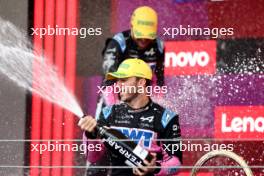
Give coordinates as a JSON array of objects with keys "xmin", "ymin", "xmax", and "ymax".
[
  {"xmin": 155, "ymin": 154, "xmax": 181, "ymax": 176},
  {"xmin": 144, "ymin": 134, "xmax": 181, "ymax": 175},
  {"xmin": 82, "ymin": 132, "xmax": 106, "ymax": 163}
]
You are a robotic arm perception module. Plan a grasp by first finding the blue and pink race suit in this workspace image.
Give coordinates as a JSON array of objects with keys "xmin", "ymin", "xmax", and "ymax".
[{"xmin": 83, "ymin": 99, "xmax": 182, "ymax": 176}]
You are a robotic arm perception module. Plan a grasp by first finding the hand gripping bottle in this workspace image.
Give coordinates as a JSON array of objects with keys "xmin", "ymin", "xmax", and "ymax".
[{"xmin": 96, "ymin": 125, "xmax": 153, "ymax": 167}]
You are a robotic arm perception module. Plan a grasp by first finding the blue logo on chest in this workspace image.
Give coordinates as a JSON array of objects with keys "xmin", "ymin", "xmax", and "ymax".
[{"xmin": 112, "ymin": 127, "xmax": 154, "ymax": 148}]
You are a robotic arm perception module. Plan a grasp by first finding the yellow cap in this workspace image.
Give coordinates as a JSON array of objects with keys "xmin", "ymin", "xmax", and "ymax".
[
  {"xmin": 131, "ymin": 6, "xmax": 158, "ymax": 40},
  {"xmin": 106, "ymin": 59, "xmax": 152, "ymax": 80}
]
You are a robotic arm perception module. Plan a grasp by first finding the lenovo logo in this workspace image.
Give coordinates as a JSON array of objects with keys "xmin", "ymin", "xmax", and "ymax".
[
  {"xmin": 215, "ymin": 106, "xmax": 264, "ymax": 139},
  {"xmin": 165, "ymin": 51, "xmax": 210, "ymax": 67},
  {"xmin": 222, "ymin": 113, "xmax": 264, "ymax": 133},
  {"xmin": 164, "ymin": 40, "xmax": 216, "ymax": 75}
]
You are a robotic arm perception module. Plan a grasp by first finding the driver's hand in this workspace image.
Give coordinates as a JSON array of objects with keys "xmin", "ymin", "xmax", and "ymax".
[{"xmin": 78, "ymin": 115, "xmax": 97, "ymax": 133}]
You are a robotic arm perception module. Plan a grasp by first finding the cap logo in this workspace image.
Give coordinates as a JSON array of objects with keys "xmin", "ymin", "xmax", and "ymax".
[
  {"xmin": 137, "ymin": 20, "xmax": 155, "ymax": 26},
  {"xmin": 148, "ymin": 33, "xmax": 156, "ymax": 38},
  {"xmin": 134, "ymin": 30, "xmax": 143, "ymax": 37},
  {"xmin": 119, "ymin": 63, "xmax": 130, "ymax": 69}
]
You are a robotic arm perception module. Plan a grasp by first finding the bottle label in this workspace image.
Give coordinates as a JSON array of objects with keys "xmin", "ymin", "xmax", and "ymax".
[
  {"xmin": 104, "ymin": 136, "xmax": 143, "ymax": 167},
  {"xmin": 132, "ymin": 145, "xmax": 148, "ymax": 160}
]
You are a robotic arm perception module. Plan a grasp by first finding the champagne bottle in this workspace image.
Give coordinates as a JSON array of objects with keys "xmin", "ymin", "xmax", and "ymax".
[{"xmin": 95, "ymin": 125, "xmax": 153, "ymax": 167}]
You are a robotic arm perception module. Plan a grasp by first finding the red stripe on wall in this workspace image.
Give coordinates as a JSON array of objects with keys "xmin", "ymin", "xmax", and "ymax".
[
  {"xmin": 30, "ymin": 0, "xmax": 44, "ymax": 175},
  {"xmin": 63, "ymin": 0, "xmax": 78, "ymax": 175},
  {"xmin": 31, "ymin": 0, "xmax": 78, "ymax": 175},
  {"xmin": 51, "ymin": 0, "xmax": 66, "ymax": 175},
  {"xmin": 41, "ymin": 0, "xmax": 55, "ymax": 175}
]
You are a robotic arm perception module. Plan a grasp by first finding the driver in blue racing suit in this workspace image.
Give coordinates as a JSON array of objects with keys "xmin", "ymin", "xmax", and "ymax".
[{"xmin": 79, "ymin": 59, "xmax": 182, "ymax": 176}]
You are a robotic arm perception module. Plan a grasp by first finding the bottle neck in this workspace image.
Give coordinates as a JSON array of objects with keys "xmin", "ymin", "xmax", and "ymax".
[{"xmin": 95, "ymin": 125, "xmax": 105, "ymax": 137}]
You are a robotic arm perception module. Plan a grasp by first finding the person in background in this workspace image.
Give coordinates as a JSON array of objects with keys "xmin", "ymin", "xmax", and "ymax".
[{"xmin": 95, "ymin": 6, "xmax": 165, "ymax": 119}]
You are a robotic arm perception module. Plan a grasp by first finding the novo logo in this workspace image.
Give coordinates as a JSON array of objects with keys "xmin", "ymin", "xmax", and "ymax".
[
  {"xmin": 164, "ymin": 40, "xmax": 216, "ymax": 75},
  {"xmin": 165, "ymin": 51, "xmax": 210, "ymax": 67},
  {"xmin": 215, "ymin": 106, "xmax": 264, "ymax": 139}
]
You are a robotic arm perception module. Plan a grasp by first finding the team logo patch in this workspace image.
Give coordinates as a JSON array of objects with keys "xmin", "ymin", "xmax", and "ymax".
[
  {"xmin": 140, "ymin": 116, "xmax": 154, "ymax": 122},
  {"xmin": 161, "ymin": 109, "xmax": 176, "ymax": 128},
  {"xmin": 111, "ymin": 127, "xmax": 154, "ymax": 148}
]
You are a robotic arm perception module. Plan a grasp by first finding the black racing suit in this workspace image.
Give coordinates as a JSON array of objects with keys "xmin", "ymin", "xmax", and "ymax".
[
  {"xmin": 95, "ymin": 30, "xmax": 165, "ymax": 119},
  {"xmin": 84, "ymin": 99, "xmax": 182, "ymax": 176},
  {"xmin": 102, "ymin": 30, "xmax": 164, "ymax": 86}
]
